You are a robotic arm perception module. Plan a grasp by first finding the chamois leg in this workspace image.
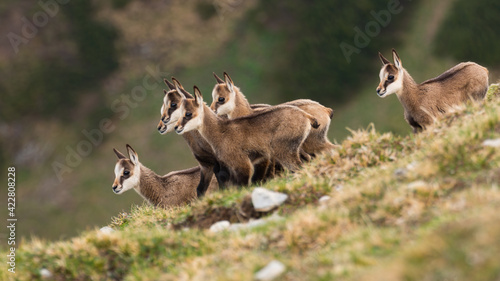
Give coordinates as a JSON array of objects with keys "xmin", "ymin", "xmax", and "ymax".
[
  {"xmin": 278, "ymin": 149, "xmax": 303, "ymax": 172},
  {"xmin": 252, "ymin": 158, "xmax": 271, "ymax": 184},
  {"xmin": 213, "ymin": 161, "xmax": 230, "ymax": 190},
  {"xmin": 231, "ymin": 159, "xmax": 254, "ymax": 186},
  {"xmin": 196, "ymin": 163, "xmax": 216, "ymax": 198}
]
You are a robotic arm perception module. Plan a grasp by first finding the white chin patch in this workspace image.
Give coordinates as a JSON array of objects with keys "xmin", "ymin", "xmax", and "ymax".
[
  {"xmin": 121, "ymin": 168, "xmax": 140, "ymax": 194},
  {"xmin": 384, "ymin": 78, "xmax": 403, "ymax": 97},
  {"xmin": 182, "ymin": 115, "xmax": 202, "ymax": 133},
  {"xmin": 216, "ymin": 100, "xmax": 235, "ymax": 118}
]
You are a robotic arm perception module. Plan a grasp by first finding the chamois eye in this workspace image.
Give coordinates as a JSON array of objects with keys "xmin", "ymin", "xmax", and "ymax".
[
  {"xmin": 218, "ymin": 97, "xmax": 225, "ymax": 103},
  {"xmin": 123, "ymin": 170, "xmax": 130, "ymax": 176},
  {"xmin": 170, "ymin": 103, "xmax": 177, "ymax": 108},
  {"xmin": 185, "ymin": 112, "xmax": 192, "ymax": 118},
  {"xmin": 388, "ymin": 75, "xmax": 395, "ymax": 80}
]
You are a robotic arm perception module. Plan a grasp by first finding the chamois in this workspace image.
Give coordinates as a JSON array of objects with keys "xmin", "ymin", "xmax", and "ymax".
[
  {"xmin": 111, "ymin": 145, "xmax": 218, "ymax": 208},
  {"xmin": 377, "ymin": 49, "xmax": 489, "ymax": 132},
  {"xmin": 211, "ymin": 72, "xmax": 336, "ymax": 157},
  {"xmin": 174, "ymin": 86, "xmax": 319, "ymax": 186},
  {"xmin": 157, "ymin": 78, "xmax": 230, "ymax": 197}
]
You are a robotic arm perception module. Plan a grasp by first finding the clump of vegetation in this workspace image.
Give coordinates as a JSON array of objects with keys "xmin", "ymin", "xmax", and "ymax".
[{"xmin": 3, "ymin": 86, "xmax": 499, "ymax": 280}]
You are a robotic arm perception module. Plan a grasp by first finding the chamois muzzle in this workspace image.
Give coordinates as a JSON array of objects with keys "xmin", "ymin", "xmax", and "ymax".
[
  {"xmin": 157, "ymin": 121, "xmax": 167, "ymax": 134},
  {"xmin": 174, "ymin": 125, "xmax": 184, "ymax": 134},
  {"xmin": 112, "ymin": 185, "xmax": 122, "ymax": 194},
  {"xmin": 376, "ymin": 88, "xmax": 386, "ymax": 97}
]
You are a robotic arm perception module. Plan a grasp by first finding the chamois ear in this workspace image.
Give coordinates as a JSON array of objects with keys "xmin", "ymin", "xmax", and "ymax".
[
  {"xmin": 392, "ymin": 49, "xmax": 402, "ymax": 69},
  {"xmin": 126, "ymin": 144, "xmax": 139, "ymax": 165},
  {"xmin": 223, "ymin": 72, "xmax": 234, "ymax": 93},
  {"xmin": 193, "ymin": 86, "xmax": 203, "ymax": 106},
  {"xmin": 164, "ymin": 79, "xmax": 176, "ymax": 90},
  {"xmin": 213, "ymin": 72, "xmax": 224, "ymax": 84},
  {"xmin": 163, "ymin": 89, "xmax": 168, "ymax": 95},
  {"xmin": 379, "ymin": 52, "xmax": 390, "ymax": 65},
  {"xmin": 113, "ymin": 148, "xmax": 126, "ymax": 159},
  {"xmin": 171, "ymin": 77, "xmax": 184, "ymax": 89},
  {"xmin": 223, "ymin": 72, "xmax": 234, "ymax": 84},
  {"xmin": 173, "ymin": 80, "xmax": 193, "ymax": 99}
]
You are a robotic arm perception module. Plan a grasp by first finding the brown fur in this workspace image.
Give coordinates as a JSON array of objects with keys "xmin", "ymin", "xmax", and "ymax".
[
  {"xmin": 211, "ymin": 72, "xmax": 335, "ymax": 156},
  {"xmin": 175, "ymin": 86, "xmax": 318, "ymax": 186},
  {"xmin": 377, "ymin": 49, "xmax": 489, "ymax": 133},
  {"xmin": 112, "ymin": 145, "xmax": 218, "ymax": 208}
]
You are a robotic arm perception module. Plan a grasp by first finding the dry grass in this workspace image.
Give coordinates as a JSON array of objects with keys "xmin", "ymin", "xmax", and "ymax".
[{"xmin": 3, "ymin": 86, "xmax": 500, "ymax": 281}]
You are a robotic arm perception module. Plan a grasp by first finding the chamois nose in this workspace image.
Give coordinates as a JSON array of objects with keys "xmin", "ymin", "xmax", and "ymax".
[
  {"xmin": 161, "ymin": 116, "xmax": 165, "ymax": 122},
  {"xmin": 174, "ymin": 126, "xmax": 178, "ymax": 131},
  {"xmin": 376, "ymin": 88, "xmax": 381, "ymax": 94}
]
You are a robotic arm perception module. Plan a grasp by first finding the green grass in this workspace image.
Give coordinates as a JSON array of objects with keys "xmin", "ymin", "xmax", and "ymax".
[{"xmin": 3, "ymin": 85, "xmax": 500, "ymax": 280}]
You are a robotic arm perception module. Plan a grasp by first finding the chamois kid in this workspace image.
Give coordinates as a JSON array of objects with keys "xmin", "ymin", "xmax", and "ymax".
[
  {"xmin": 377, "ymin": 49, "xmax": 489, "ymax": 132},
  {"xmin": 112, "ymin": 145, "xmax": 218, "ymax": 208},
  {"xmin": 211, "ymin": 72, "xmax": 335, "ymax": 157},
  {"xmin": 157, "ymin": 78, "xmax": 230, "ymax": 197},
  {"xmin": 174, "ymin": 86, "xmax": 319, "ymax": 186}
]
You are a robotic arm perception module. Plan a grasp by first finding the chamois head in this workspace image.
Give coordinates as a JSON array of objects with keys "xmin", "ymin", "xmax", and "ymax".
[
  {"xmin": 376, "ymin": 49, "xmax": 404, "ymax": 98},
  {"xmin": 175, "ymin": 86, "xmax": 204, "ymax": 135},
  {"xmin": 211, "ymin": 72, "xmax": 236, "ymax": 116},
  {"xmin": 157, "ymin": 78, "xmax": 193, "ymax": 134},
  {"xmin": 112, "ymin": 144, "xmax": 141, "ymax": 195}
]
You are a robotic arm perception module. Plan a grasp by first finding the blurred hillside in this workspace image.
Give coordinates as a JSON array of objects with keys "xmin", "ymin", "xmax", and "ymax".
[{"xmin": 0, "ymin": 0, "xmax": 499, "ymax": 242}]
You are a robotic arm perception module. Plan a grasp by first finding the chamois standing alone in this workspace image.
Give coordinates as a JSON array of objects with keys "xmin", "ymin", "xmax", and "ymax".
[
  {"xmin": 211, "ymin": 72, "xmax": 336, "ymax": 157},
  {"xmin": 174, "ymin": 86, "xmax": 319, "ymax": 187},
  {"xmin": 111, "ymin": 145, "xmax": 218, "ymax": 208},
  {"xmin": 377, "ymin": 49, "xmax": 489, "ymax": 132}
]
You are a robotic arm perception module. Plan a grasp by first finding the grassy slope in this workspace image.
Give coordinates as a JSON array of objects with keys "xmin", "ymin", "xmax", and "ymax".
[{"xmin": 3, "ymin": 85, "xmax": 499, "ymax": 280}]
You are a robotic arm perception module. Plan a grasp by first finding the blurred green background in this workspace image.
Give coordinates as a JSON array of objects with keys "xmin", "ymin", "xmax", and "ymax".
[{"xmin": 0, "ymin": 0, "xmax": 499, "ymax": 243}]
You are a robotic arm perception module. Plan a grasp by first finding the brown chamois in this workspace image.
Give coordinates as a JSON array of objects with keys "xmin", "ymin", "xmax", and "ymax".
[
  {"xmin": 111, "ymin": 145, "xmax": 218, "ymax": 208},
  {"xmin": 174, "ymin": 86, "xmax": 319, "ymax": 186},
  {"xmin": 157, "ymin": 78, "xmax": 230, "ymax": 198},
  {"xmin": 211, "ymin": 72, "xmax": 336, "ymax": 157},
  {"xmin": 377, "ymin": 49, "xmax": 489, "ymax": 133}
]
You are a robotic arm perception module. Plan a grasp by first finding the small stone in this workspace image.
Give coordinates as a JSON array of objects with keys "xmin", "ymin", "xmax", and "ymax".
[
  {"xmin": 40, "ymin": 268, "xmax": 53, "ymax": 279},
  {"xmin": 393, "ymin": 168, "xmax": 408, "ymax": 179},
  {"xmin": 99, "ymin": 226, "xmax": 114, "ymax": 234},
  {"xmin": 247, "ymin": 219, "xmax": 267, "ymax": 229},
  {"xmin": 318, "ymin": 195, "xmax": 331, "ymax": 204},
  {"xmin": 482, "ymin": 139, "xmax": 500, "ymax": 148},
  {"xmin": 335, "ymin": 185, "xmax": 343, "ymax": 191},
  {"xmin": 252, "ymin": 187, "xmax": 288, "ymax": 212},
  {"xmin": 229, "ymin": 223, "xmax": 245, "ymax": 231},
  {"xmin": 407, "ymin": 180, "xmax": 427, "ymax": 190},
  {"xmin": 209, "ymin": 220, "xmax": 230, "ymax": 233},
  {"xmin": 255, "ymin": 260, "xmax": 286, "ymax": 281}
]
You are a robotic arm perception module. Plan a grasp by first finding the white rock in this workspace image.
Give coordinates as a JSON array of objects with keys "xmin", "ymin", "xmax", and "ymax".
[
  {"xmin": 407, "ymin": 180, "xmax": 427, "ymax": 190},
  {"xmin": 265, "ymin": 213, "xmax": 284, "ymax": 222},
  {"xmin": 209, "ymin": 220, "xmax": 230, "ymax": 233},
  {"xmin": 252, "ymin": 187, "xmax": 288, "ymax": 212},
  {"xmin": 318, "ymin": 195, "xmax": 331, "ymax": 204},
  {"xmin": 229, "ymin": 223, "xmax": 245, "ymax": 231},
  {"xmin": 247, "ymin": 219, "xmax": 267, "ymax": 229},
  {"xmin": 482, "ymin": 138, "xmax": 500, "ymax": 148},
  {"xmin": 40, "ymin": 268, "xmax": 53, "ymax": 279},
  {"xmin": 99, "ymin": 226, "xmax": 114, "ymax": 234},
  {"xmin": 255, "ymin": 260, "xmax": 286, "ymax": 281}
]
